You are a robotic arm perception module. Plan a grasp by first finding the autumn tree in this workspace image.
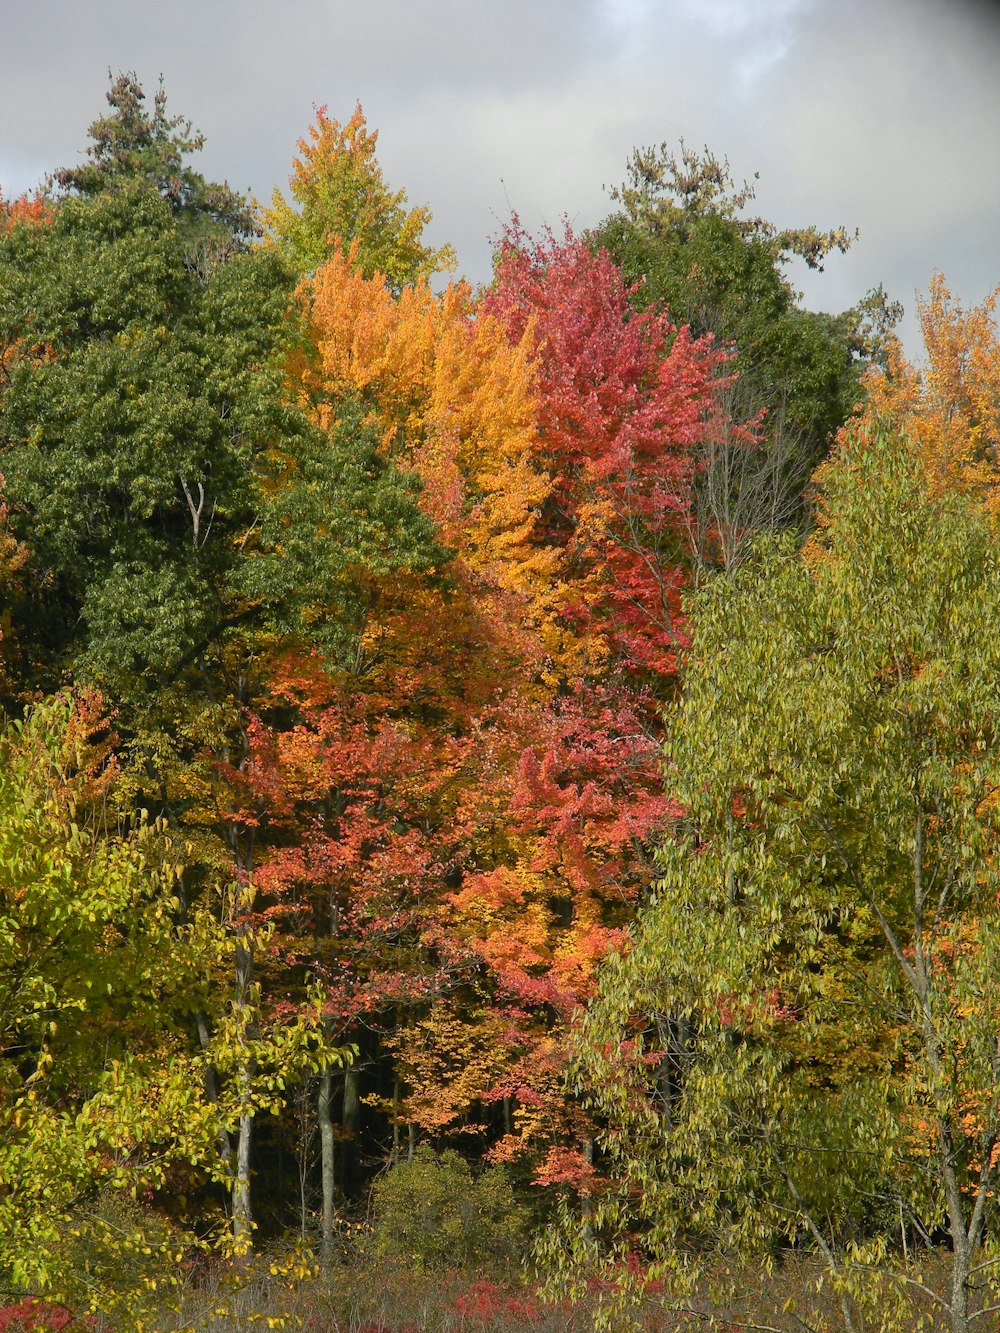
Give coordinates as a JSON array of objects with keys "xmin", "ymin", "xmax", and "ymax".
[
  {"xmin": 261, "ymin": 103, "xmax": 455, "ymax": 286},
  {"xmin": 483, "ymin": 220, "xmax": 731, "ymax": 681},
  {"xmin": 553, "ymin": 419, "xmax": 1000, "ymax": 1333},
  {"xmin": 252, "ymin": 235, "xmax": 554, "ymax": 1219},
  {"xmin": 862, "ymin": 273, "xmax": 1000, "ymax": 520},
  {"xmin": 293, "ymin": 201, "xmax": 803, "ymax": 1216},
  {"xmin": 282, "ymin": 215, "xmax": 736, "ymax": 1188}
]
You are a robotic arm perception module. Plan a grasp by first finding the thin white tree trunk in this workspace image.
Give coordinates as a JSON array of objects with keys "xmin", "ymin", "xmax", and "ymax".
[
  {"xmin": 231, "ymin": 932, "xmax": 255, "ymax": 1254},
  {"xmin": 318, "ymin": 1068, "xmax": 336, "ymax": 1262}
]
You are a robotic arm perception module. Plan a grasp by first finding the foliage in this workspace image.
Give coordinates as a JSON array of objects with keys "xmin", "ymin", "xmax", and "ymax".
[
  {"xmin": 278, "ymin": 213, "xmax": 729, "ymax": 1182},
  {"xmin": 12, "ymin": 77, "xmax": 971, "ymax": 1320},
  {"xmin": 553, "ymin": 419, "xmax": 1000, "ymax": 1333},
  {"xmin": 369, "ymin": 1149, "xmax": 526, "ymax": 1272},
  {"xmin": 0, "ymin": 1300, "xmax": 89, "ymax": 1332},
  {"xmin": 52, "ymin": 72, "xmax": 256, "ymax": 243},
  {"xmin": 0, "ymin": 83, "xmax": 429, "ymax": 1253},
  {"xmin": 0, "ymin": 174, "xmax": 293, "ymax": 688},
  {"xmin": 595, "ymin": 142, "xmax": 875, "ymax": 526},
  {"xmin": 864, "ymin": 272, "xmax": 1000, "ymax": 520},
  {"xmin": 0, "ymin": 84, "xmax": 441, "ymax": 698},
  {"xmin": 0, "ymin": 695, "xmax": 223, "ymax": 1319},
  {"xmin": 609, "ymin": 139, "xmax": 854, "ymax": 270},
  {"xmin": 483, "ymin": 218, "xmax": 731, "ymax": 678},
  {"xmin": 261, "ymin": 104, "xmax": 455, "ymax": 287}
]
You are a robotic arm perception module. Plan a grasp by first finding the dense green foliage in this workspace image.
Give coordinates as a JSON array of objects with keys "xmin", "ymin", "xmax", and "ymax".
[
  {"xmin": 369, "ymin": 1149, "xmax": 526, "ymax": 1272},
  {"xmin": 0, "ymin": 175, "xmax": 439, "ymax": 697},
  {"xmin": 556, "ymin": 423, "xmax": 1000, "ymax": 1332}
]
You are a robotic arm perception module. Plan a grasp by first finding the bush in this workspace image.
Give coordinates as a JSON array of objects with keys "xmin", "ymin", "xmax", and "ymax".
[
  {"xmin": 0, "ymin": 1299, "xmax": 89, "ymax": 1332},
  {"xmin": 369, "ymin": 1148, "xmax": 526, "ymax": 1272},
  {"xmin": 32, "ymin": 1193, "xmax": 188, "ymax": 1330}
]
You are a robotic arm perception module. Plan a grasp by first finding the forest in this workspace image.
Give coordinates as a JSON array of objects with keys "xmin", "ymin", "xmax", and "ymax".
[{"xmin": 2, "ymin": 74, "xmax": 999, "ymax": 1333}]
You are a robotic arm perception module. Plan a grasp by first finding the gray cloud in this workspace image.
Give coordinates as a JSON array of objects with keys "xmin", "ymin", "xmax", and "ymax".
[{"xmin": 2, "ymin": 0, "xmax": 998, "ymax": 354}]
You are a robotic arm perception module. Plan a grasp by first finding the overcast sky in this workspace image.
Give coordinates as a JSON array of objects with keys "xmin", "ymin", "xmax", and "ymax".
[{"xmin": 2, "ymin": 0, "xmax": 998, "ymax": 356}]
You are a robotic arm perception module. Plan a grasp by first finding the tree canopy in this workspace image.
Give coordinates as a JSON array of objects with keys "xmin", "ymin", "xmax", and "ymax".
[
  {"xmin": 9, "ymin": 72, "xmax": 992, "ymax": 1333},
  {"xmin": 559, "ymin": 418, "xmax": 1000, "ymax": 1333}
]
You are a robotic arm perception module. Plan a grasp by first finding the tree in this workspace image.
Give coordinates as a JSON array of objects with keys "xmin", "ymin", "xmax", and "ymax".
[
  {"xmin": 594, "ymin": 143, "xmax": 880, "ymax": 564},
  {"xmin": 863, "ymin": 273, "xmax": 1000, "ymax": 519},
  {"xmin": 483, "ymin": 219, "xmax": 730, "ymax": 684},
  {"xmin": 0, "ymin": 77, "xmax": 422, "ymax": 1253},
  {"xmin": 261, "ymin": 104, "xmax": 455, "ymax": 287},
  {"xmin": 0, "ymin": 78, "xmax": 442, "ymax": 696},
  {"xmin": 282, "ymin": 219, "xmax": 727, "ymax": 1194},
  {"xmin": 0, "ymin": 171, "xmax": 291, "ymax": 691},
  {"xmin": 53, "ymin": 71, "xmax": 256, "ymax": 246},
  {"xmin": 0, "ymin": 695, "xmax": 227, "ymax": 1323},
  {"xmin": 555, "ymin": 419, "xmax": 1000, "ymax": 1333},
  {"xmin": 0, "ymin": 693, "xmax": 349, "ymax": 1320}
]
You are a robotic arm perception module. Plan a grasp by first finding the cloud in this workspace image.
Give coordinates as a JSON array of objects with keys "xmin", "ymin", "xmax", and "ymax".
[
  {"xmin": 750, "ymin": 0, "xmax": 1000, "ymax": 342},
  {"xmin": 2, "ymin": 0, "xmax": 998, "ymax": 355}
]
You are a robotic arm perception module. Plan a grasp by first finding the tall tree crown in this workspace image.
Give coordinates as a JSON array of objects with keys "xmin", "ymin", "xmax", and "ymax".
[
  {"xmin": 261, "ymin": 104, "xmax": 455, "ymax": 287},
  {"xmin": 52, "ymin": 72, "xmax": 257, "ymax": 242}
]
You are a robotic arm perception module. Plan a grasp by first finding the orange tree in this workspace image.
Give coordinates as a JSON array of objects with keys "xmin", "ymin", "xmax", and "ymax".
[{"xmin": 862, "ymin": 273, "xmax": 1000, "ymax": 517}]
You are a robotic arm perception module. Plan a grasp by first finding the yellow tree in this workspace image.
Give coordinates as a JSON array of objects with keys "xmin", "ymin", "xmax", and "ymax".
[
  {"xmin": 861, "ymin": 273, "xmax": 1000, "ymax": 517},
  {"xmin": 301, "ymin": 247, "xmax": 570, "ymax": 682},
  {"xmin": 261, "ymin": 104, "xmax": 455, "ymax": 288}
]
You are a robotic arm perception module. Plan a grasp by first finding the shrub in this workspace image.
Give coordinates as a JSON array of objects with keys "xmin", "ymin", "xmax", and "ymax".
[
  {"xmin": 0, "ymin": 1300, "xmax": 88, "ymax": 1332},
  {"xmin": 369, "ymin": 1148, "xmax": 526, "ymax": 1271},
  {"xmin": 33, "ymin": 1192, "xmax": 188, "ymax": 1329}
]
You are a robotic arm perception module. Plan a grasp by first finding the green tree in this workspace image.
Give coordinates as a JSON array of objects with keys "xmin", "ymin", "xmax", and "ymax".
[
  {"xmin": 553, "ymin": 420, "xmax": 1000, "ymax": 1333},
  {"xmin": 0, "ymin": 694, "xmax": 346, "ymax": 1322},
  {"xmin": 0, "ymin": 76, "xmax": 437, "ymax": 1252},
  {"xmin": 594, "ymin": 145, "xmax": 896, "ymax": 571},
  {"xmin": 53, "ymin": 71, "xmax": 257, "ymax": 246},
  {"xmin": 0, "ymin": 78, "xmax": 443, "ymax": 697}
]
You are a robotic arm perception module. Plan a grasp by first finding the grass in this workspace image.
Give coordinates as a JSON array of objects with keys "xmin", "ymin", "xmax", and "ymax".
[
  {"xmin": 1, "ymin": 1232, "xmax": 972, "ymax": 1331},
  {"xmin": 143, "ymin": 1250, "xmax": 949, "ymax": 1332}
]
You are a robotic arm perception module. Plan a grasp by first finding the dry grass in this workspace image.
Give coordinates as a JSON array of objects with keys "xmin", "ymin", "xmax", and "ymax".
[
  {"xmin": 3, "ymin": 1243, "xmax": 968, "ymax": 1331},
  {"xmin": 160, "ymin": 1249, "xmax": 956, "ymax": 1333}
]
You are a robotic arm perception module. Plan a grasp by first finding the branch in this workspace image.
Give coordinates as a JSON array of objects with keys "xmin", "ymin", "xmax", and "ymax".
[{"xmin": 179, "ymin": 475, "xmax": 217, "ymax": 549}]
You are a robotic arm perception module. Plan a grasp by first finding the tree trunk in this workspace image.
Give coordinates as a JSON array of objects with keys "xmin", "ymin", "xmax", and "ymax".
[
  {"xmin": 339, "ymin": 1066, "xmax": 359, "ymax": 1191},
  {"xmin": 949, "ymin": 1240, "xmax": 970, "ymax": 1333},
  {"xmin": 231, "ymin": 931, "xmax": 255, "ymax": 1255},
  {"xmin": 232, "ymin": 1102, "xmax": 253, "ymax": 1256},
  {"xmin": 392, "ymin": 1076, "xmax": 402, "ymax": 1161},
  {"xmin": 318, "ymin": 1067, "xmax": 337, "ymax": 1263},
  {"xmin": 194, "ymin": 1008, "xmax": 234, "ymax": 1180}
]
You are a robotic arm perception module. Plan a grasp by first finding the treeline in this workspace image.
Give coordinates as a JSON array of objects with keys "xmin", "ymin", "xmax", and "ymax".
[{"xmin": 3, "ymin": 73, "xmax": 998, "ymax": 1333}]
